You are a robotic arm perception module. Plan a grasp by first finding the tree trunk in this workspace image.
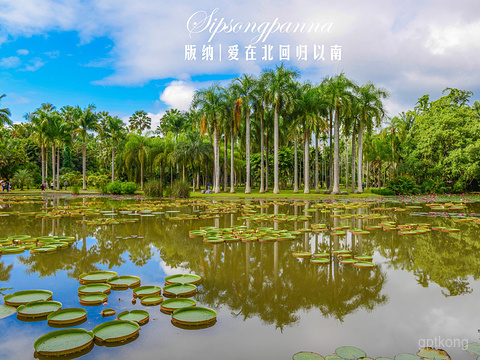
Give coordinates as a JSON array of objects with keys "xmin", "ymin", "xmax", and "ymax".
[
  {"xmin": 170, "ymin": 165, "xmax": 173, "ymax": 187},
  {"xmin": 273, "ymin": 103, "xmax": 280, "ymax": 193},
  {"xmin": 41, "ymin": 145, "xmax": 45, "ymax": 184},
  {"xmin": 345, "ymin": 134, "xmax": 349, "ymax": 190},
  {"xmin": 224, "ymin": 134, "xmax": 228, "ymax": 192},
  {"xmin": 259, "ymin": 116, "xmax": 264, "ymax": 193},
  {"xmin": 213, "ymin": 123, "xmax": 220, "ymax": 193},
  {"xmin": 141, "ymin": 160, "xmax": 144, "ymax": 190},
  {"xmin": 52, "ymin": 144, "xmax": 55, "ymax": 190},
  {"xmin": 56, "ymin": 147, "xmax": 60, "ymax": 190},
  {"xmin": 160, "ymin": 161, "xmax": 164, "ymax": 195},
  {"xmin": 245, "ymin": 111, "xmax": 251, "ymax": 194},
  {"xmin": 230, "ymin": 127, "xmax": 235, "ymax": 193},
  {"xmin": 328, "ymin": 110, "xmax": 333, "ymax": 190},
  {"xmin": 303, "ymin": 130, "xmax": 310, "ymax": 194},
  {"xmin": 111, "ymin": 146, "xmax": 115, "ymax": 182},
  {"xmin": 45, "ymin": 149, "xmax": 48, "ymax": 182},
  {"xmin": 315, "ymin": 133, "xmax": 319, "ymax": 193},
  {"xmin": 332, "ymin": 107, "xmax": 340, "ymax": 194},
  {"xmin": 182, "ymin": 161, "xmax": 185, "ymax": 181},
  {"xmin": 265, "ymin": 131, "xmax": 269, "ymax": 192},
  {"xmin": 357, "ymin": 122, "xmax": 364, "ymax": 192},
  {"xmin": 82, "ymin": 142, "xmax": 86, "ymax": 190},
  {"xmin": 351, "ymin": 128, "xmax": 356, "ymax": 193},
  {"xmin": 293, "ymin": 133, "xmax": 298, "ymax": 193}
]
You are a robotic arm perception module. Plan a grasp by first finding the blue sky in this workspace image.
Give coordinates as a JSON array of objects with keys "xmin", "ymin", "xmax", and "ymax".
[{"xmin": 0, "ymin": 0, "xmax": 479, "ymax": 128}]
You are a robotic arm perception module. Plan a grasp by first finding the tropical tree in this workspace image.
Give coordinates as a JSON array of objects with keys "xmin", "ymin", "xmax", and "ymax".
[
  {"xmin": 355, "ymin": 82, "xmax": 389, "ymax": 192},
  {"xmin": 192, "ymin": 84, "xmax": 224, "ymax": 193},
  {"xmin": 123, "ymin": 132, "xmax": 150, "ymax": 190},
  {"xmin": 74, "ymin": 105, "xmax": 98, "ymax": 190},
  {"xmin": 263, "ymin": 64, "xmax": 299, "ymax": 193},
  {"xmin": 0, "ymin": 94, "xmax": 12, "ymax": 128},
  {"xmin": 100, "ymin": 113, "xmax": 125, "ymax": 182},
  {"xmin": 129, "ymin": 110, "xmax": 151, "ymax": 133},
  {"xmin": 157, "ymin": 109, "xmax": 188, "ymax": 137},
  {"xmin": 11, "ymin": 169, "xmax": 34, "ymax": 190}
]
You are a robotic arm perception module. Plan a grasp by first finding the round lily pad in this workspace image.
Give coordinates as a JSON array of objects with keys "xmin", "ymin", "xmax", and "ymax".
[
  {"xmin": 393, "ymin": 354, "xmax": 423, "ymax": 360},
  {"xmin": 353, "ymin": 261, "xmax": 376, "ymax": 269},
  {"xmin": 117, "ymin": 310, "xmax": 149, "ymax": 325},
  {"xmin": 292, "ymin": 252, "xmax": 312, "ymax": 258},
  {"xmin": 293, "ymin": 352, "xmax": 325, "ymax": 360},
  {"xmin": 79, "ymin": 293, "xmax": 107, "ymax": 305},
  {"xmin": 101, "ymin": 309, "xmax": 116, "ymax": 317},
  {"xmin": 78, "ymin": 271, "xmax": 118, "ymax": 284},
  {"xmin": 92, "ymin": 320, "xmax": 140, "ymax": 342},
  {"xmin": 310, "ymin": 258, "xmax": 330, "ymax": 265},
  {"xmin": 107, "ymin": 275, "xmax": 141, "ymax": 288},
  {"xmin": 30, "ymin": 246, "xmax": 57, "ymax": 254},
  {"xmin": 0, "ymin": 246, "xmax": 25, "ymax": 254},
  {"xmin": 0, "ymin": 304, "xmax": 16, "ymax": 319},
  {"xmin": 78, "ymin": 283, "xmax": 111, "ymax": 296},
  {"xmin": 339, "ymin": 259, "xmax": 357, "ymax": 265},
  {"xmin": 4, "ymin": 290, "xmax": 53, "ymax": 307},
  {"xmin": 335, "ymin": 346, "xmax": 366, "ymax": 359},
  {"xmin": 47, "ymin": 308, "xmax": 87, "ymax": 325},
  {"xmin": 464, "ymin": 342, "xmax": 480, "ymax": 355},
  {"xmin": 164, "ymin": 274, "xmax": 201, "ymax": 286},
  {"xmin": 140, "ymin": 295, "xmax": 164, "ymax": 306},
  {"xmin": 354, "ymin": 255, "xmax": 373, "ymax": 261},
  {"xmin": 163, "ymin": 283, "xmax": 197, "ymax": 297},
  {"xmin": 416, "ymin": 347, "xmax": 450, "ymax": 360},
  {"xmin": 34, "ymin": 328, "xmax": 94, "ymax": 356},
  {"xmin": 132, "ymin": 285, "xmax": 162, "ymax": 298},
  {"xmin": 172, "ymin": 306, "xmax": 217, "ymax": 326},
  {"xmin": 160, "ymin": 298, "xmax": 196, "ymax": 313},
  {"xmin": 313, "ymin": 253, "xmax": 330, "ymax": 258},
  {"xmin": 17, "ymin": 301, "xmax": 62, "ymax": 318}
]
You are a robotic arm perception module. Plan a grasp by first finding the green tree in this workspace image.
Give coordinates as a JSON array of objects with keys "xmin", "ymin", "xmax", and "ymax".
[{"xmin": 129, "ymin": 110, "xmax": 151, "ymax": 133}]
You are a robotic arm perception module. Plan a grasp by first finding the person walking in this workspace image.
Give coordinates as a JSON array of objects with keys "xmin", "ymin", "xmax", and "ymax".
[
  {"xmin": 64, "ymin": 181, "xmax": 68, "ymax": 191},
  {"xmin": 50, "ymin": 181, "xmax": 54, "ymax": 190}
]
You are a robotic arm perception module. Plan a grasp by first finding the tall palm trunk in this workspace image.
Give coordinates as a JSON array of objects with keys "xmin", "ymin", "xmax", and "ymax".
[
  {"xmin": 332, "ymin": 107, "xmax": 340, "ymax": 194},
  {"xmin": 293, "ymin": 133, "xmax": 298, "ymax": 193},
  {"xmin": 111, "ymin": 145, "xmax": 115, "ymax": 182},
  {"xmin": 315, "ymin": 133, "xmax": 319, "ymax": 193},
  {"xmin": 273, "ymin": 103, "xmax": 280, "ymax": 194},
  {"xmin": 245, "ymin": 111, "xmax": 251, "ymax": 194},
  {"xmin": 259, "ymin": 115, "xmax": 265, "ymax": 193},
  {"xmin": 224, "ymin": 134, "xmax": 228, "ymax": 192},
  {"xmin": 357, "ymin": 122, "xmax": 364, "ymax": 192},
  {"xmin": 304, "ymin": 129, "xmax": 310, "ymax": 194},
  {"xmin": 41, "ymin": 145, "xmax": 45, "ymax": 184},
  {"xmin": 265, "ymin": 131, "xmax": 269, "ymax": 192},
  {"xmin": 230, "ymin": 128, "xmax": 235, "ymax": 193},
  {"xmin": 82, "ymin": 141, "xmax": 86, "ymax": 190},
  {"xmin": 141, "ymin": 159, "xmax": 144, "ymax": 190},
  {"xmin": 52, "ymin": 145, "xmax": 55, "ymax": 190},
  {"xmin": 56, "ymin": 147, "xmax": 60, "ymax": 190},
  {"xmin": 351, "ymin": 128, "xmax": 356, "ymax": 193},
  {"xmin": 345, "ymin": 134, "xmax": 349, "ymax": 190},
  {"xmin": 213, "ymin": 123, "xmax": 220, "ymax": 193},
  {"xmin": 328, "ymin": 110, "xmax": 333, "ymax": 189}
]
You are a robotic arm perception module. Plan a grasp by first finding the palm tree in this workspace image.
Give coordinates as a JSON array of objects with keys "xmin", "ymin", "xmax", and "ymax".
[
  {"xmin": 232, "ymin": 74, "xmax": 256, "ymax": 194},
  {"xmin": 123, "ymin": 132, "xmax": 150, "ymax": 190},
  {"xmin": 192, "ymin": 84, "xmax": 224, "ymax": 193},
  {"xmin": 355, "ymin": 82, "xmax": 389, "ymax": 192},
  {"xmin": 128, "ymin": 110, "xmax": 151, "ymax": 133},
  {"xmin": 26, "ymin": 112, "xmax": 47, "ymax": 183},
  {"xmin": 251, "ymin": 76, "xmax": 268, "ymax": 193},
  {"xmin": 263, "ymin": 64, "xmax": 299, "ymax": 194},
  {"xmin": 0, "ymin": 94, "xmax": 12, "ymax": 128},
  {"xmin": 157, "ymin": 109, "xmax": 187, "ymax": 137},
  {"xmin": 324, "ymin": 73, "xmax": 354, "ymax": 194},
  {"xmin": 74, "ymin": 105, "xmax": 98, "ymax": 190},
  {"xmin": 100, "ymin": 113, "xmax": 125, "ymax": 182}
]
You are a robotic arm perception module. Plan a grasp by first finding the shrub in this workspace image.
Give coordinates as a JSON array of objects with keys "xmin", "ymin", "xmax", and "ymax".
[
  {"xmin": 453, "ymin": 179, "xmax": 466, "ymax": 193},
  {"xmin": 121, "ymin": 182, "xmax": 137, "ymax": 194},
  {"xmin": 371, "ymin": 188, "xmax": 396, "ymax": 196},
  {"xmin": 386, "ymin": 176, "xmax": 420, "ymax": 195},
  {"xmin": 144, "ymin": 179, "xmax": 163, "ymax": 197},
  {"xmin": 71, "ymin": 183, "xmax": 80, "ymax": 195},
  {"xmin": 171, "ymin": 180, "xmax": 190, "ymax": 198},
  {"xmin": 11, "ymin": 169, "xmax": 34, "ymax": 190},
  {"xmin": 107, "ymin": 181, "xmax": 123, "ymax": 195}
]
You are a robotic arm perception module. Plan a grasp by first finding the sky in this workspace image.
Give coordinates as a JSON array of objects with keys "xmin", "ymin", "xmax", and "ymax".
[{"xmin": 0, "ymin": 0, "xmax": 479, "ymax": 129}]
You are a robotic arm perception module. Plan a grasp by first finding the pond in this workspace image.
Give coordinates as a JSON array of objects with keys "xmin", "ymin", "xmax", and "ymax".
[{"xmin": 0, "ymin": 195, "xmax": 479, "ymax": 359}]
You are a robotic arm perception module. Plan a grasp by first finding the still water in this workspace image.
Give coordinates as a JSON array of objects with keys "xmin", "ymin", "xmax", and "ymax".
[{"xmin": 0, "ymin": 195, "xmax": 479, "ymax": 359}]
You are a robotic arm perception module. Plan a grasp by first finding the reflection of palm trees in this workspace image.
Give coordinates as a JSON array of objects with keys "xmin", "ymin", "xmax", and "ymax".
[{"xmin": 0, "ymin": 261, "xmax": 13, "ymax": 282}]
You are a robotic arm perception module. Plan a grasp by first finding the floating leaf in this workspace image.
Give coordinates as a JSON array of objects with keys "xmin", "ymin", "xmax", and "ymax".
[
  {"xmin": 164, "ymin": 274, "xmax": 201, "ymax": 286},
  {"xmin": 34, "ymin": 328, "xmax": 94, "ymax": 356},
  {"xmin": 0, "ymin": 304, "xmax": 16, "ymax": 319},
  {"xmin": 172, "ymin": 306, "xmax": 217, "ymax": 326},
  {"xmin": 293, "ymin": 351, "xmax": 325, "ymax": 360},
  {"xmin": 163, "ymin": 283, "xmax": 197, "ymax": 297},
  {"xmin": 47, "ymin": 308, "xmax": 87, "ymax": 325},
  {"xmin": 393, "ymin": 354, "xmax": 423, "ymax": 360},
  {"xmin": 416, "ymin": 347, "xmax": 450, "ymax": 360},
  {"xmin": 464, "ymin": 342, "xmax": 480, "ymax": 355},
  {"xmin": 17, "ymin": 301, "xmax": 62, "ymax": 318},
  {"xmin": 160, "ymin": 298, "xmax": 196, "ymax": 314},
  {"xmin": 92, "ymin": 320, "xmax": 140, "ymax": 342},
  {"xmin": 117, "ymin": 310, "xmax": 149, "ymax": 325},
  {"xmin": 132, "ymin": 285, "xmax": 162, "ymax": 298},
  {"xmin": 3, "ymin": 290, "xmax": 53, "ymax": 306},
  {"xmin": 335, "ymin": 346, "xmax": 366, "ymax": 359}
]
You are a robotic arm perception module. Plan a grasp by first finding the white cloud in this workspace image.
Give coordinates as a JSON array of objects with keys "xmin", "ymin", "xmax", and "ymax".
[
  {"xmin": 160, "ymin": 81, "xmax": 196, "ymax": 111},
  {"xmin": 0, "ymin": 56, "xmax": 21, "ymax": 68},
  {"xmin": 20, "ymin": 57, "xmax": 45, "ymax": 72},
  {"xmin": 147, "ymin": 111, "xmax": 165, "ymax": 132},
  {"xmin": 16, "ymin": 49, "xmax": 29, "ymax": 55},
  {"xmin": 45, "ymin": 50, "xmax": 60, "ymax": 58}
]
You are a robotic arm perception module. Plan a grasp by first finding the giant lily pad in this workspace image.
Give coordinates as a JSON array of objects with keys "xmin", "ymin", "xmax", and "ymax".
[
  {"xmin": 292, "ymin": 252, "xmax": 312, "ymax": 259},
  {"xmin": 79, "ymin": 293, "xmax": 107, "ymax": 305},
  {"xmin": 353, "ymin": 261, "xmax": 376, "ymax": 269},
  {"xmin": 164, "ymin": 274, "xmax": 201, "ymax": 286},
  {"xmin": 160, "ymin": 298, "xmax": 196, "ymax": 313},
  {"xmin": 92, "ymin": 320, "xmax": 140, "ymax": 342},
  {"xmin": 140, "ymin": 295, "xmax": 163, "ymax": 306},
  {"xmin": 132, "ymin": 285, "xmax": 162, "ymax": 298},
  {"xmin": 416, "ymin": 347, "xmax": 450, "ymax": 360},
  {"xmin": 163, "ymin": 283, "xmax": 197, "ymax": 297},
  {"xmin": 17, "ymin": 301, "xmax": 62, "ymax": 318},
  {"xmin": 310, "ymin": 258, "xmax": 330, "ymax": 265},
  {"xmin": 78, "ymin": 283, "xmax": 111, "ymax": 296},
  {"xmin": 107, "ymin": 275, "xmax": 141, "ymax": 288},
  {"xmin": 4, "ymin": 290, "xmax": 53, "ymax": 306},
  {"xmin": 293, "ymin": 351, "xmax": 325, "ymax": 360},
  {"xmin": 393, "ymin": 354, "xmax": 423, "ymax": 360},
  {"xmin": 117, "ymin": 310, "xmax": 149, "ymax": 325},
  {"xmin": 464, "ymin": 342, "xmax": 480, "ymax": 355},
  {"xmin": 78, "ymin": 271, "xmax": 118, "ymax": 284},
  {"xmin": 335, "ymin": 346, "xmax": 366, "ymax": 359},
  {"xmin": 47, "ymin": 308, "xmax": 87, "ymax": 325},
  {"xmin": 34, "ymin": 328, "xmax": 94, "ymax": 356},
  {"xmin": 0, "ymin": 304, "xmax": 16, "ymax": 319},
  {"xmin": 0, "ymin": 246, "xmax": 25, "ymax": 254},
  {"xmin": 171, "ymin": 306, "xmax": 217, "ymax": 326}
]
